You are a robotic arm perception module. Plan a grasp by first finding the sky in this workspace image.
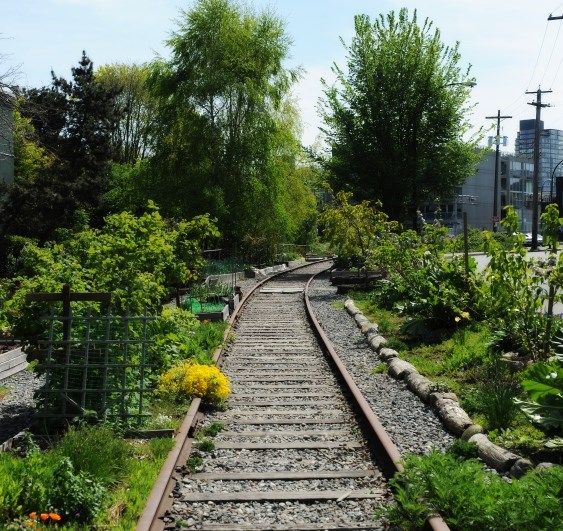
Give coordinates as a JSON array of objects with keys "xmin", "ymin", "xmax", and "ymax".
[{"xmin": 3, "ymin": 0, "xmax": 563, "ymax": 151}]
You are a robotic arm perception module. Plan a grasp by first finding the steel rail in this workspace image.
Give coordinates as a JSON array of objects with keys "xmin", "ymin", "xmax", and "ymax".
[{"xmin": 139, "ymin": 259, "xmax": 450, "ymax": 531}]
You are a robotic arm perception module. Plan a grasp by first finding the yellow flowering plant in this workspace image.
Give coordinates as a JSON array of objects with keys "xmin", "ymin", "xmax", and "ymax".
[{"xmin": 159, "ymin": 361, "xmax": 230, "ymax": 402}]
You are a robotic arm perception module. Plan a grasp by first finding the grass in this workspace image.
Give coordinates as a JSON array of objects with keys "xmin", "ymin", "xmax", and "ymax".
[
  {"xmin": 350, "ymin": 293, "xmax": 559, "ymax": 457},
  {"xmin": 0, "ymin": 385, "xmax": 9, "ymax": 400}
]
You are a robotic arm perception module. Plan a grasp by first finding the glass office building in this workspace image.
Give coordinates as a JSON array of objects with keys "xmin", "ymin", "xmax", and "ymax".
[{"xmin": 515, "ymin": 119, "xmax": 563, "ymax": 201}]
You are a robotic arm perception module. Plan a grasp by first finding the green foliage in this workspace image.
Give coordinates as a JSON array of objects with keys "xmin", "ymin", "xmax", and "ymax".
[
  {"xmin": 444, "ymin": 227, "xmax": 509, "ymax": 253},
  {"xmin": 53, "ymin": 424, "xmax": 130, "ymax": 486},
  {"xmin": 516, "ymin": 360, "xmax": 563, "ymax": 433},
  {"xmin": 47, "ymin": 456, "xmax": 106, "ymax": 522},
  {"xmin": 195, "ymin": 439, "xmax": 215, "ymax": 452},
  {"xmin": 2, "ymin": 205, "xmax": 219, "ymax": 340},
  {"xmin": 319, "ymin": 188, "xmax": 398, "ymax": 268},
  {"xmin": 186, "ymin": 455, "xmax": 204, "ymax": 473},
  {"xmin": 445, "ymin": 439, "xmax": 479, "ymax": 460},
  {"xmin": 488, "ymin": 425, "xmax": 546, "ymax": 456},
  {"xmin": 145, "ymin": 0, "xmax": 312, "ymax": 255},
  {"xmin": 0, "ymin": 450, "xmax": 106, "ymax": 525},
  {"xmin": 478, "ymin": 206, "xmax": 555, "ymax": 359},
  {"xmin": 200, "ymin": 422, "xmax": 224, "ymax": 437},
  {"xmin": 321, "ymin": 8, "xmax": 480, "ymax": 224},
  {"xmin": 382, "ymin": 450, "xmax": 563, "ymax": 530},
  {"xmin": 147, "ymin": 307, "xmax": 225, "ymax": 380}
]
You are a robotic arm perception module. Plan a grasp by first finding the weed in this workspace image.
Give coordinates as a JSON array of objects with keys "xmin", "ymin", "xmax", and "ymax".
[
  {"xmin": 0, "ymin": 385, "xmax": 9, "ymax": 400},
  {"xmin": 371, "ymin": 363, "xmax": 388, "ymax": 374},
  {"xmin": 200, "ymin": 422, "xmax": 224, "ymax": 438},
  {"xmin": 195, "ymin": 439, "xmax": 215, "ymax": 452},
  {"xmin": 186, "ymin": 455, "xmax": 204, "ymax": 473},
  {"xmin": 380, "ymin": 449, "xmax": 563, "ymax": 530}
]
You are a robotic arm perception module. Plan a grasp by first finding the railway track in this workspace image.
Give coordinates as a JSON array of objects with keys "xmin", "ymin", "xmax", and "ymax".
[{"xmin": 138, "ymin": 261, "xmax": 448, "ymax": 530}]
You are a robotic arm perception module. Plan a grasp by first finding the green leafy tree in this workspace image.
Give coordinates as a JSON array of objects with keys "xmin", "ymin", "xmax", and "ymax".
[
  {"xmin": 145, "ymin": 0, "xmax": 307, "ymax": 255},
  {"xmin": 319, "ymin": 187, "xmax": 398, "ymax": 268},
  {"xmin": 96, "ymin": 63, "xmax": 156, "ymax": 164},
  {"xmin": 320, "ymin": 8, "xmax": 481, "ymax": 225}
]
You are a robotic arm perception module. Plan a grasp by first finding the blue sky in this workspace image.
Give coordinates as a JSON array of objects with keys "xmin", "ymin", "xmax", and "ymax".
[{"xmin": 3, "ymin": 0, "xmax": 563, "ymax": 149}]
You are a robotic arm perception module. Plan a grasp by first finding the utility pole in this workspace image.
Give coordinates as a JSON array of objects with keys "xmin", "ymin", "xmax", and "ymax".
[
  {"xmin": 486, "ymin": 110, "xmax": 511, "ymax": 232},
  {"xmin": 526, "ymin": 88, "xmax": 552, "ymax": 251},
  {"xmin": 548, "ymin": 13, "xmax": 563, "ymax": 20}
]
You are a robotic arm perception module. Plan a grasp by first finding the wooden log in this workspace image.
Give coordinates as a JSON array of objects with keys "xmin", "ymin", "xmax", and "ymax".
[
  {"xmin": 434, "ymin": 398, "xmax": 473, "ymax": 436},
  {"xmin": 368, "ymin": 334, "xmax": 388, "ymax": 352},
  {"xmin": 344, "ymin": 299, "xmax": 361, "ymax": 316},
  {"xmin": 379, "ymin": 347, "xmax": 399, "ymax": 361},
  {"xmin": 468, "ymin": 433, "xmax": 520, "ymax": 472},
  {"xmin": 387, "ymin": 358, "xmax": 417, "ymax": 379},
  {"xmin": 404, "ymin": 371, "xmax": 434, "ymax": 402}
]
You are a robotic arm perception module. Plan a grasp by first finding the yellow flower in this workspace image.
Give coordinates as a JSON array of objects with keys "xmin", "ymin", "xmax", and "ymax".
[{"xmin": 454, "ymin": 316, "xmax": 461, "ymax": 323}]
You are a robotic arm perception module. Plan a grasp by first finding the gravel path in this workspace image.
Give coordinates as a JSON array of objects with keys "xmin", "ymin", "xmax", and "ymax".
[{"xmin": 0, "ymin": 370, "xmax": 43, "ymax": 447}]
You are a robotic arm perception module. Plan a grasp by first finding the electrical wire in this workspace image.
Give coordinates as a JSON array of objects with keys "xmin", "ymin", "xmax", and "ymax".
[
  {"xmin": 540, "ymin": 18, "xmax": 562, "ymax": 86},
  {"xmin": 526, "ymin": 21, "xmax": 550, "ymax": 90}
]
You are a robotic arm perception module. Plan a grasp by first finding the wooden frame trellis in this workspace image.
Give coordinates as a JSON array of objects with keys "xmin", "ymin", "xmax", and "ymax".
[{"xmin": 29, "ymin": 297, "xmax": 157, "ymax": 429}]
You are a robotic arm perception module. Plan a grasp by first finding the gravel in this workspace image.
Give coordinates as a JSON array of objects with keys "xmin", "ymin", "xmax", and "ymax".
[
  {"xmin": 0, "ymin": 370, "xmax": 44, "ymax": 447},
  {"xmin": 308, "ymin": 271, "xmax": 455, "ymax": 455}
]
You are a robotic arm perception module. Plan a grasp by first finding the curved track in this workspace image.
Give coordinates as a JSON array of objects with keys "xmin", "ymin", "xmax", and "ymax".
[{"xmin": 138, "ymin": 261, "xmax": 448, "ymax": 530}]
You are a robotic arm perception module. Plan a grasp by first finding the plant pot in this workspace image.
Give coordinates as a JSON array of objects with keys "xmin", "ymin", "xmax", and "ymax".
[{"xmin": 195, "ymin": 304, "xmax": 229, "ymax": 322}]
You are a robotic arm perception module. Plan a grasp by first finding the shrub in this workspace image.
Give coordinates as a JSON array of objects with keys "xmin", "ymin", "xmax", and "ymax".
[{"xmin": 159, "ymin": 361, "xmax": 230, "ymax": 402}]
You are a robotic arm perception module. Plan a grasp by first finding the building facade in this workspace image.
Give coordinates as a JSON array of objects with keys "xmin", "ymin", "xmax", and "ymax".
[
  {"xmin": 422, "ymin": 150, "xmax": 535, "ymax": 234},
  {"xmin": 515, "ymin": 119, "xmax": 563, "ymax": 201},
  {"xmin": 0, "ymin": 101, "xmax": 14, "ymax": 184}
]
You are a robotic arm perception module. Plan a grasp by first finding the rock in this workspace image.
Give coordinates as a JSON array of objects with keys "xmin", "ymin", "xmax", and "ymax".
[{"xmin": 468, "ymin": 433, "xmax": 520, "ymax": 472}]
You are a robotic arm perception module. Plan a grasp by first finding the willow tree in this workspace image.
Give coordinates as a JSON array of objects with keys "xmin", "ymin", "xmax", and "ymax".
[
  {"xmin": 320, "ymin": 8, "xmax": 481, "ymax": 226},
  {"xmin": 145, "ymin": 0, "xmax": 310, "ymax": 256}
]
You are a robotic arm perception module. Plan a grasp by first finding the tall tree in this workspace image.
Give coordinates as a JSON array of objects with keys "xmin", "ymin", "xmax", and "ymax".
[
  {"xmin": 145, "ymin": 0, "xmax": 308, "ymax": 254},
  {"xmin": 96, "ymin": 63, "xmax": 155, "ymax": 164},
  {"xmin": 22, "ymin": 52, "xmax": 121, "ymax": 230},
  {"xmin": 320, "ymin": 8, "xmax": 481, "ymax": 226}
]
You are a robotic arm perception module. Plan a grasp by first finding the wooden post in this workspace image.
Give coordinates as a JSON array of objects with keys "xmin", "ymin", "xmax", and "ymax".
[{"xmin": 26, "ymin": 285, "xmax": 112, "ymax": 341}]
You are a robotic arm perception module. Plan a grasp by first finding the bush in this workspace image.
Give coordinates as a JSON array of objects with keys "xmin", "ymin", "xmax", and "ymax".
[
  {"xmin": 53, "ymin": 423, "xmax": 129, "ymax": 486},
  {"xmin": 159, "ymin": 361, "xmax": 230, "ymax": 402}
]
